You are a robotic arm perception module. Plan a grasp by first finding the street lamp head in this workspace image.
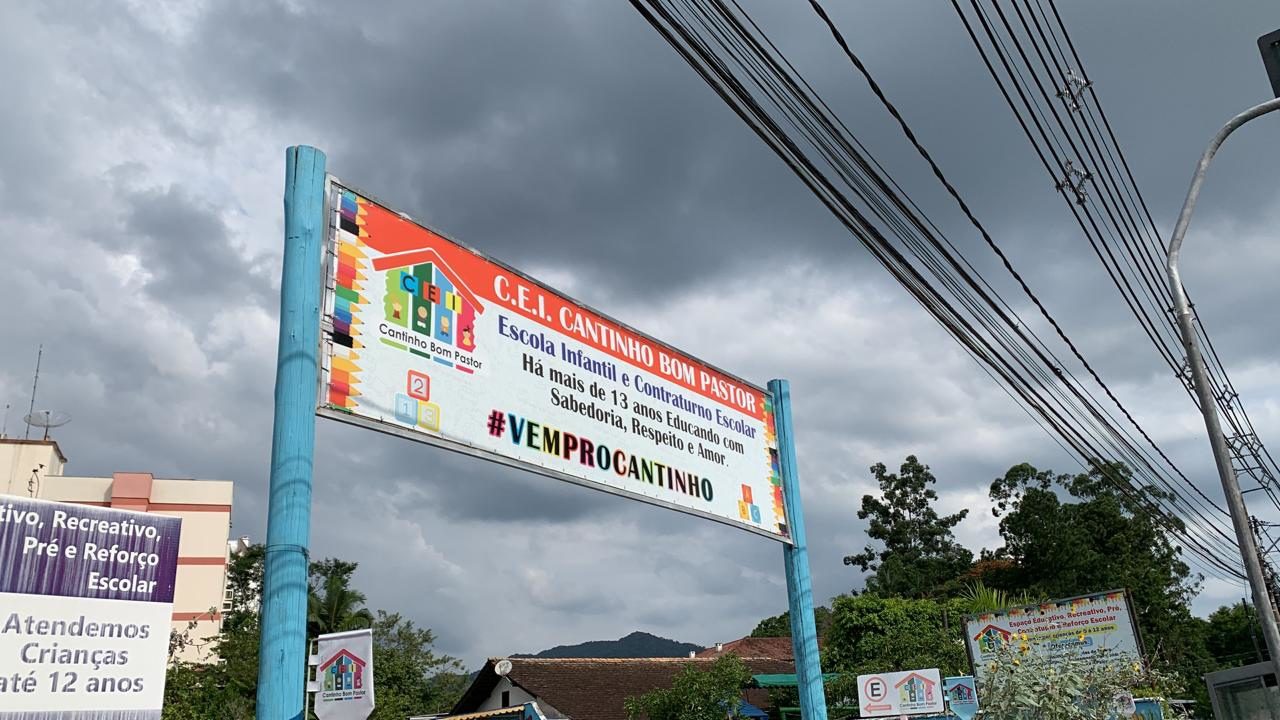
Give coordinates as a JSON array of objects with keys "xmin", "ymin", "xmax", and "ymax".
[{"xmin": 1259, "ymin": 29, "xmax": 1280, "ymax": 99}]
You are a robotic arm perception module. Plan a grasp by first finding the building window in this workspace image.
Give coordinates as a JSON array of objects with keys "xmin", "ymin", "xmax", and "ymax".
[{"xmin": 501, "ymin": 691, "xmax": 510, "ymax": 708}]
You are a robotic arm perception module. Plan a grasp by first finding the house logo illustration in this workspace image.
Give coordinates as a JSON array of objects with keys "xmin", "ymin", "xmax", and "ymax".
[
  {"xmin": 944, "ymin": 676, "xmax": 979, "ymax": 720},
  {"xmin": 319, "ymin": 648, "xmax": 367, "ymax": 699},
  {"xmin": 973, "ymin": 624, "xmax": 1012, "ymax": 653},
  {"xmin": 946, "ymin": 680, "xmax": 975, "ymax": 703},
  {"xmin": 379, "ymin": 248, "xmax": 484, "ymax": 374},
  {"xmin": 326, "ymin": 188, "xmax": 489, "ymax": 416},
  {"xmin": 894, "ymin": 672, "xmax": 936, "ymax": 706}
]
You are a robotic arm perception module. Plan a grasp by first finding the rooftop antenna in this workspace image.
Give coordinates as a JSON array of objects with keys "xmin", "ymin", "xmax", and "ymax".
[
  {"xmin": 1, "ymin": 403, "xmax": 10, "ymax": 439},
  {"xmin": 24, "ymin": 344, "xmax": 43, "ymax": 440},
  {"xmin": 24, "ymin": 411, "xmax": 71, "ymax": 441}
]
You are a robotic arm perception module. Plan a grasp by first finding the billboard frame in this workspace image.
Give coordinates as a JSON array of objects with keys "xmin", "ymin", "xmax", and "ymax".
[
  {"xmin": 315, "ymin": 173, "xmax": 791, "ymax": 545},
  {"xmin": 258, "ymin": 146, "xmax": 827, "ymax": 720},
  {"xmin": 962, "ymin": 587, "xmax": 1146, "ymax": 677}
]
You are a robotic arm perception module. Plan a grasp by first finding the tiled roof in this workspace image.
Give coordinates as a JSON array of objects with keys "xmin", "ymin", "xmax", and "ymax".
[
  {"xmin": 454, "ymin": 657, "xmax": 794, "ymax": 720},
  {"xmin": 694, "ymin": 637, "xmax": 794, "ymax": 661},
  {"xmin": 445, "ymin": 707, "xmax": 536, "ymax": 720}
]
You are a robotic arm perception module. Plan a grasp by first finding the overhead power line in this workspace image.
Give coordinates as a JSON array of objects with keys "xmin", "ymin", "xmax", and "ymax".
[
  {"xmin": 801, "ymin": 0, "xmax": 1232, "ymax": 529},
  {"xmin": 629, "ymin": 0, "xmax": 1246, "ymax": 583},
  {"xmin": 950, "ymin": 0, "xmax": 1280, "ymax": 519},
  {"xmin": 790, "ymin": 0, "xmax": 1238, "ymax": 579}
]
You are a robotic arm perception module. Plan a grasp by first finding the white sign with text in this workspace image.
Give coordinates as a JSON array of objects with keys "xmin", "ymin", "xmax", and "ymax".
[
  {"xmin": 0, "ymin": 494, "xmax": 181, "ymax": 718},
  {"xmin": 857, "ymin": 668, "xmax": 944, "ymax": 717},
  {"xmin": 319, "ymin": 181, "xmax": 790, "ymax": 542}
]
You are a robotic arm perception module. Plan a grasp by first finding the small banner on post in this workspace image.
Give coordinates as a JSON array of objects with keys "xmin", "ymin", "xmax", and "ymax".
[
  {"xmin": 314, "ymin": 628, "xmax": 376, "ymax": 720},
  {"xmin": 943, "ymin": 676, "xmax": 979, "ymax": 720}
]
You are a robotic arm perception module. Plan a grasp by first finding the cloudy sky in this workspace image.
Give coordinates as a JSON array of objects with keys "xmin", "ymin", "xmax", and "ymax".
[{"xmin": 3, "ymin": 0, "xmax": 1279, "ymax": 668}]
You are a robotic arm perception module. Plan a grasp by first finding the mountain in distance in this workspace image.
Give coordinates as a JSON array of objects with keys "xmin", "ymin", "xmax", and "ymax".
[{"xmin": 515, "ymin": 631, "xmax": 702, "ymax": 659}]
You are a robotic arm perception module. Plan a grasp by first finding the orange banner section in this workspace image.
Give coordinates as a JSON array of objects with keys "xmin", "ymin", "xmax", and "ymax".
[{"xmin": 361, "ymin": 202, "xmax": 766, "ymax": 420}]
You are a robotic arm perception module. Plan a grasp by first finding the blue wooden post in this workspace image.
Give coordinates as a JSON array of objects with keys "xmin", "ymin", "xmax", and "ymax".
[
  {"xmin": 257, "ymin": 145, "xmax": 327, "ymax": 720},
  {"xmin": 769, "ymin": 379, "xmax": 828, "ymax": 720}
]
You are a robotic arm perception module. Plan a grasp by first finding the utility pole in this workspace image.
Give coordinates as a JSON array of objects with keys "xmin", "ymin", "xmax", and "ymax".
[
  {"xmin": 1244, "ymin": 598, "xmax": 1266, "ymax": 663},
  {"xmin": 1165, "ymin": 92, "xmax": 1280, "ymax": 682}
]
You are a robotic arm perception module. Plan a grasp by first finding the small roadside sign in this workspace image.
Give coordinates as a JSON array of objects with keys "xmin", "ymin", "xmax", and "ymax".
[
  {"xmin": 943, "ymin": 676, "xmax": 979, "ymax": 720},
  {"xmin": 856, "ymin": 669, "xmax": 944, "ymax": 717}
]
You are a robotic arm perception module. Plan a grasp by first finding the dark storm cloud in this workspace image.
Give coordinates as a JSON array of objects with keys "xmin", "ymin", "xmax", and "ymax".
[
  {"xmin": 121, "ymin": 185, "xmax": 275, "ymax": 310},
  {"xmin": 744, "ymin": 1, "xmax": 1280, "ymax": 385},
  {"xmin": 173, "ymin": 0, "xmax": 853, "ymax": 300}
]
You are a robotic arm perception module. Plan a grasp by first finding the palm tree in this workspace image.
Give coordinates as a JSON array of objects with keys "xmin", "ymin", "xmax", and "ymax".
[
  {"xmin": 307, "ymin": 559, "xmax": 375, "ymax": 637},
  {"xmin": 961, "ymin": 581, "xmax": 1038, "ymax": 614}
]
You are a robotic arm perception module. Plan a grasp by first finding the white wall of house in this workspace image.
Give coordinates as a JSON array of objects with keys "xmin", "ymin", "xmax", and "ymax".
[
  {"xmin": 475, "ymin": 677, "xmax": 565, "ymax": 719},
  {"xmin": 0, "ymin": 440, "xmax": 65, "ymax": 494}
]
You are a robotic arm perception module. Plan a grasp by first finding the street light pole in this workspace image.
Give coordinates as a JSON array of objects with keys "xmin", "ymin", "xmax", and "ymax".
[{"xmin": 1165, "ymin": 95, "xmax": 1280, "ymax": 680}]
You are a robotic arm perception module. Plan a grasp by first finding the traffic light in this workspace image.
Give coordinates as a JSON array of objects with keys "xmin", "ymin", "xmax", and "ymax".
[{"xmin": 1260, "ymin": 29, "xmax": 1280, "ymax": 98}]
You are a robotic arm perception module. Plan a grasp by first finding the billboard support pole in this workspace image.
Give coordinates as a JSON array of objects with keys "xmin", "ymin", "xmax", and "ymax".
[
  {"xmin": 770, "ymin": 379, "xmax": 828, "ymax": 720},
  {"xmin": 257, "ymin": 145, "xmax": 327, "ymax": 720}
]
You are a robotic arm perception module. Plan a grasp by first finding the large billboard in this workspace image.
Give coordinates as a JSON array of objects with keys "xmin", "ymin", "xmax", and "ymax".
[
  {"xmin": 964, "ymin": 589, "xmax": 1143, "ymax": 683},
  {"xmin": 0, "ymin": 495, "xmax": 181, "ymax": 719},
  {"xmin": 317, "ymin": 181, "xmax": 789, "ymax": 541}
]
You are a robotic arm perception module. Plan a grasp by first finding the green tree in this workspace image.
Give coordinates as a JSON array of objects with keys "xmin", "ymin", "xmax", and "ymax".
[
  {"xmin": 308, "ymin": 558, "xmax": 375, "ymax": 637},
  {"xmin": 749, "ymin": 606, "xmax": 833, "ymax": 639},
  {"xmin": 162, "ymin": 663, "xmax": 253, "ymax": 720},
  {"xmin": 822, "ymin": 594, "xmax": 969, "ymax": 677},
  {"xmin": 1205, "ymin": 602, "xmax": 1268, "ymax": 667},
  {"xmin": 624, "ymin": 655, "xmax": 752, "ymax": 720},
  {"xmin": 163, "ymin": 544, "xmax": 264, "ymax": 720},
  {"xmin": 985, "ymin": 461, "xmax": 1215, "ymax": 708},
  {"xmin": 369, "ymin": 611, "xmax": 467, "ymax": 719},
  {"xmin": 163, "ymin": 551, "xmax": 460, "ymax": 720},
  {"xmin": 959, "ymin": 580, "xmax": 1037, "ymax": 613},
  {"xmin": 220, "ymin": 544, "xmax": 267, "ymax": 702},
  {"xmin": 844, "ymin": 456, "xmax": 973, "ymax": 598},
  {"xmin": 987, "ymin": 462, "xmax": 1196, "ymax": 608}
]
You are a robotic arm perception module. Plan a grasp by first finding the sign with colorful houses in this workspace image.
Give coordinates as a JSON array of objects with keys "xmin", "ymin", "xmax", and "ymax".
[
  {"xmin": 313, "ymin": 628, "xmax": 376, "ymax": 720},
  {"xmin": 322, "ymin": 650, "xmax": 365, "ymax": 694},
  {"xmin": 318, "ymin": 179, "xmax": 790, "ymax": 541},
  {"xmin": 963, "ymin": 589, "xmax": 1144, "ymax": 683},
  {"xmin": 857, "ymin": 668, "xmax": 945, "ymax": 717},
  {"xmin": 943, "ymin": 675, "xmax": 979, "ymax": 720}
]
